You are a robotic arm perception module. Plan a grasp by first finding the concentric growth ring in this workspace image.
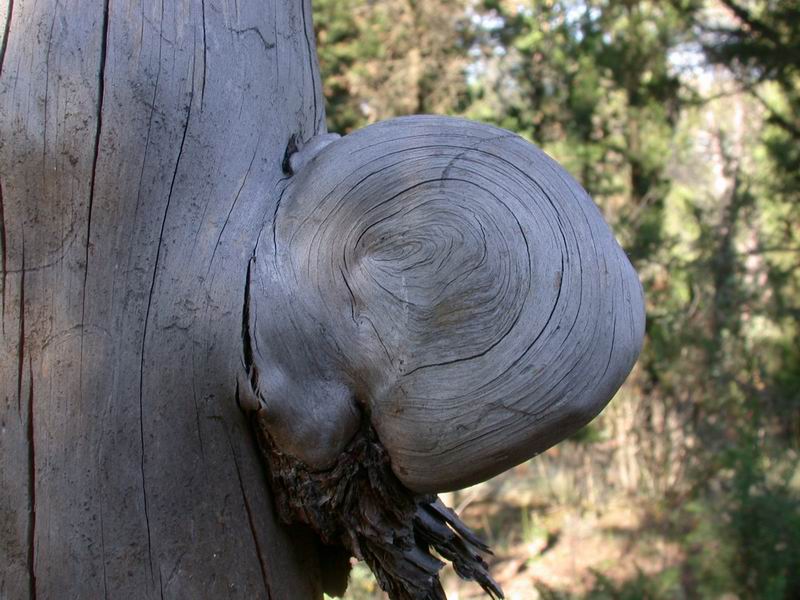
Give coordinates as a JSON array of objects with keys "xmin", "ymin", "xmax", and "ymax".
[{"xmin": 250, "ymin": 115, "xmax": 645, "ymax": 492}]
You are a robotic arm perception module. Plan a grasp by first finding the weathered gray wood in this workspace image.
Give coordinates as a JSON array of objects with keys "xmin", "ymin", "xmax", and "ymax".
[
  {"xmin": 0, "ymin": 0, "xmax": 326, "ymax": 598},
  {"xmin": 246, "ymin": 116, "xmax": 646, "ymax": 494},
  {"xmin": 2, "ymin": 0, "xmax": 646, "ymax": 597}
]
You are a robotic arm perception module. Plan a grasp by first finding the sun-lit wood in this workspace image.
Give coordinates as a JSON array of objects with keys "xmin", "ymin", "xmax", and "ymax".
[{"xmin": 246, "ymin": 115, "xmax": 645, "ymax": 493}]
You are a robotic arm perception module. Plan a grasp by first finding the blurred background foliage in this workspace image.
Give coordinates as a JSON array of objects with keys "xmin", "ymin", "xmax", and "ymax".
[{"xmin": 313, "ymin": 1, "xmax": 800, "ymax": 598}]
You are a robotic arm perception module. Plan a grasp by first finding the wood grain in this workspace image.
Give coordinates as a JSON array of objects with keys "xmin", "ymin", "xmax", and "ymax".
[
  {"xmin": 247, "ymin": 115, "xmax": 646, "ymax": 493},
  {"xmin": 0, "ymin": 0, "xmax": 326, "ymax": 597}
]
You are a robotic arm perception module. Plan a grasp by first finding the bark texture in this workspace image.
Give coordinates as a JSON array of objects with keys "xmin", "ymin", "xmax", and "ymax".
[{"xmin": 0, "ymin": 0, "xmax": 327, "ymax": 597}]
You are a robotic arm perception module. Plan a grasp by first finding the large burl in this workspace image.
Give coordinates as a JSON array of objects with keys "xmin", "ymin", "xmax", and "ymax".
[{"xmin": 239, "ymin": 116, "xmax": 645, "ymax": 599}]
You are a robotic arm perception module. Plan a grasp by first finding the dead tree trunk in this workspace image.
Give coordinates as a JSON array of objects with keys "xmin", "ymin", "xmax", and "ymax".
[
  {"xmin": 1, "ymin": 1, "xmax": 647, "ymax": 598},
  {"xmin": 0, "ymin": 0, "xmax": 326, "ymax": 597}
]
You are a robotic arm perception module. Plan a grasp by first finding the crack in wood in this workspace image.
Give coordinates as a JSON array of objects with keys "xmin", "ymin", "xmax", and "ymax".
[
  {"xmin": 226, "ymin": 431, "xmax": 273, "ymax": 599},
  {"xmin": 80, "ymin": 0, "xmax": 110, "ymax": 409},
  {"xmin": 27, "ymin": 358, "xmax": 36, "ymax": 600},
  {"xmin": 300, "ymin": 0, "xmax": 320, "ymax": 134},
  {"xmin": 0, "ymin": 0, "xmax": 14, "ymax": 78},
  {"xmin": 207, "ymin": 142, "xmax": 259, "ymax": 276},
  {"xmin": 136, "ymin": 21, "xmax": 196, "ymax": 584},
  {"xmin": 200, "ymin": 0, "xmax": 207, "ymax": 111},
  {"xmin": 233, "ymin": 26, "xmax": 276, "ymax": 52},
  {"xmin": 16, "ymin": 238, "xmax": 24, "ymax": 414},
  {"xmin": 0, "ymin": 0, "xmax": 364, "ymax": 596},
  {"xmin": 0, "ymin": 178, "xmax": 6, "ymax": 330}
]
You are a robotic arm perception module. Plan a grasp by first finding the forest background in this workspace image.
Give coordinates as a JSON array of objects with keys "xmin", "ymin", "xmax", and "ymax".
[{"xmin": 312, "ymin": 1, "xmax": 800, "ymax": 598}]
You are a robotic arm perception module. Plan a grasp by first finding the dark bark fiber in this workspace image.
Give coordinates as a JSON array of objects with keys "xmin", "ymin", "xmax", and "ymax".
[{"xmin": 253, "ymin": 415, "xmax": 503, "ymax": 600}]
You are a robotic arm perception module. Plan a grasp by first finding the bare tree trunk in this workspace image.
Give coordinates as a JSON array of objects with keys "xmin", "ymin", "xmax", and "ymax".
[{"xmin": 0, "ymin": 0, "xmax": 325, "ymax": 597}]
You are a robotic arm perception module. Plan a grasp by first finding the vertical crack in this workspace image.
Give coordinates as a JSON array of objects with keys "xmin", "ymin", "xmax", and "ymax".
[
  {"xmin": 27, "ymin": 359, "xmax": 36, "ymax": 599},
  {"xmin": 138, "ymin": 40, "xmax": 195, "ymax": 584},
  {"xmin": 300, "ymin": 0, "xmax": 320, "ymax": 134},
  {"xmin": 0, "ymin": 178, "xmax": 7, "ymax": 330},
  {"xmin": 226, "ymin": 431, "xmax": 272, "ymax": 599},
  {"xmin": 200, "ymin": 0, "xmax": 207, "ymax": 110},
  {"xmin": 0, "ymin": 0, "xmax": 14, "ymax": 77},
  {"xmin": 80, "ymin": 0, "xmax": 110, "ymax": 398},
  {"xmin": 241, "ymin": 258, "xmax": 256, "ymax": 390},
  {"xmin": 16, "ymin": 238, "xmax": 24, "ymax": 414},
  {"xmin": 132, "ymin": 0, "xmax": 164, "ymax": 220},
  {"xmin": 207, "ymin": 142, "xmax": 259, "ymax": 276},
  {"xmin": 132, "ymin": 1, "xmax": 165, "ymax": 584}
]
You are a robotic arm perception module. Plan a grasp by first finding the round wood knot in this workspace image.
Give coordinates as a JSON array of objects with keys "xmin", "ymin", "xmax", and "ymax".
[{"xmin": 246, "ymin": 115, "xmax": 645, "ymax": 492}]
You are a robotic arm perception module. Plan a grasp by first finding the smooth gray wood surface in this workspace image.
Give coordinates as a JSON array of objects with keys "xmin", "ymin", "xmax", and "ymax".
[
  {"xmin": 0, "ymin": 0, "xmax": 325, "ymax": 597},
  {"xmin": 248, "ymin": 116, "xmax": 646, "ymax": 493}
]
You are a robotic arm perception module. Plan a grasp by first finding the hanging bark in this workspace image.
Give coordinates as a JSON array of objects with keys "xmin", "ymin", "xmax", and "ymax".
[{"xmin": 0, "ymin": 0, "xmax": 327, "ymax": 597}]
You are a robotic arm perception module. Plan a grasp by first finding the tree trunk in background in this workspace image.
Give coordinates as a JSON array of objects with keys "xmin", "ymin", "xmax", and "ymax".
[{"xmin": 0, "ymin": 0, "xmax": 325, "ymax": 597}]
